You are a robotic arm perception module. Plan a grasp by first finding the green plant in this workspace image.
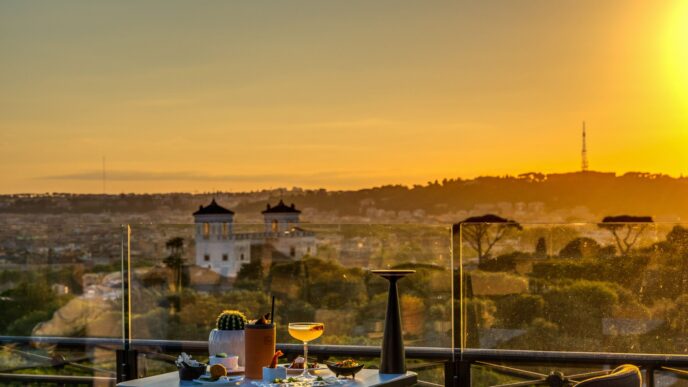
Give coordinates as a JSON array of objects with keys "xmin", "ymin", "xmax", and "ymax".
[{"xmin": 216, "ymin": 310, "xmax": 247, "ymax": 330}]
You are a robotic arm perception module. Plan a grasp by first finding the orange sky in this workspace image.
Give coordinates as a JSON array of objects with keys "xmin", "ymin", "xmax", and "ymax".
[{"xmin": 1, "ymin": 1, "xmax": 687, "ymax": 193}]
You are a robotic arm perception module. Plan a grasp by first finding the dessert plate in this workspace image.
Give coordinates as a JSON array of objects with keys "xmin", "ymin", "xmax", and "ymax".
[
  {"xmin": 277, "ymin": 364, "xmax": 327, "ymax": 374},
  {"xmin": 226, "ymin": 366, "xmax": 245, "ymax": 375},
  {"xmin": 192, "ymin": 375, "xmax": 243, "ymax": 385}
]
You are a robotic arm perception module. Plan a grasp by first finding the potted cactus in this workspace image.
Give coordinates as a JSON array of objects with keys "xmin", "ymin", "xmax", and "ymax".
[{"xmin": 209, "ymin": 310, "xmax": 247, "ymax": 366}]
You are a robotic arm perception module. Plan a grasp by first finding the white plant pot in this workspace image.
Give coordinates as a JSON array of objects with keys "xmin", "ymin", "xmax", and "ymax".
[{"xmin": 208, "ymin": 329, "xmax": 245, "ymax": 366}]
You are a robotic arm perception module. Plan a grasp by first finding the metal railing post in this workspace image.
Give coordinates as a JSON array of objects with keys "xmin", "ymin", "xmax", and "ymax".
[
  {"xmin": 444, "ymin": 360, "xmax": 457, "ymax": 387},
  {"xmin": 116, "ymin": 348, "xmax": 138, "ymax": 383},
  {"xmin": 117, "ymin": 224, "xmax": 139, "ymax": 383},
  {"xmin": 458, "ymin": 358, "xmax": 470, "ymax": 387},
  {"xmin": 646, "ymin": 365, "xmax": 655, "ymax": 387}
]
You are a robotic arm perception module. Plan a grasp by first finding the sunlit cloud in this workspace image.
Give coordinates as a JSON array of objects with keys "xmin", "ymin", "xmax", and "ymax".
[
  {"xmin": 126, "ymin": 98, "xmax": 196, "ymax": 108},
  {"xmin": 40, "ymin": 170, "xmax": 379, "ymax": 184},
  {"xmin": 302, "ymin": 118, "xmax": 399, "ymax": 129}
]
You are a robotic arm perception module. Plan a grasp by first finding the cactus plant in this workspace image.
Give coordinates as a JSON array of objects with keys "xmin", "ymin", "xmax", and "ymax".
[
  {"xmin": 216, "ymin": 310, "xmax": 247, "ymax": 331},
  {"xmin": 210, "ymin": 310, "xmax": 247, "ymax": 365}
]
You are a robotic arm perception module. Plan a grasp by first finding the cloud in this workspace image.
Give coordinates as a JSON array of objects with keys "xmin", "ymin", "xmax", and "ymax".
[
  {"xmin": 302, "ymin": 118, "xmax": 399, "ymax": 129},
  {"xmin": 126, "ymin": 98, "xmax": 196, "ymax": 108},
  {"xmin": 40, "ymin": 169, "xmax": 376, "ymax": 184}
]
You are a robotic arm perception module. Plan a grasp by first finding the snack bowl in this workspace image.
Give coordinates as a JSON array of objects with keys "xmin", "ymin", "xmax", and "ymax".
[
  {"xmin": 325, "ymin": 361, "xmax": 364, "ymax": 379},
  {"xmin": 178, "ymin": 363, "xmax": 207, "ymax": 381},
  {"xmin": 263, "ymin": 366, "xmax": 287, "ymax": 381},
  {"xmin": 209, "ymin": 355, "xmax": 238, "ymax": 370}
]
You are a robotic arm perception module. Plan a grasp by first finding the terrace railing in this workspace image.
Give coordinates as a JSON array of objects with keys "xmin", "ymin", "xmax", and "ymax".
[
  {"xmin": 4, "ymin": 336, "xmax": 688, "ymax": 386},
  {"xmin": 3, "ymin": 222, "xmax": 688, "ymax": 385}
]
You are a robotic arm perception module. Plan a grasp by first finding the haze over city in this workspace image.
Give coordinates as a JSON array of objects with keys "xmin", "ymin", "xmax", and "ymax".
[{"xmin": 2, "ymin": 1, "xmax": 687, "ymax": 193}]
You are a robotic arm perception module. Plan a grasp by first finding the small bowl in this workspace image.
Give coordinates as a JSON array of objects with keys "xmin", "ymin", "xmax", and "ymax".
[
  {"xmin": 178, "ymin": 364, "xmax": 207, "ymax": 381},
  {"xmin": 326, "ymin": 362, "xmax": 364, "ymax": 379},
  {"xmin": 210, "ymin": 355, "xmax": 238, "ymax": 370},
  {"xmin": 263, "ymin": 366, "xmax": 287, "ymax": 382}
]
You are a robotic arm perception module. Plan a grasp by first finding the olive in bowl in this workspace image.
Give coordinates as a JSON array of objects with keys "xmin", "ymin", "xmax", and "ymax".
[{"xmin": 325, "ymin": 359, "xmax": 364, "ymax": 379}]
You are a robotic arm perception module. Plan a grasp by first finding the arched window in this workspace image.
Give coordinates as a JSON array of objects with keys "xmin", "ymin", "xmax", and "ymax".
[
  {"xmin": 271, "ymin": 219, "xmax": 279, "ymax": 232},
  {"xmin": 203, "ymin": 223, "xmax": 210, "ymax": 239},
  {"xmin": 222, "ymin": 223, "xmax": 229, "ymax": 238}
]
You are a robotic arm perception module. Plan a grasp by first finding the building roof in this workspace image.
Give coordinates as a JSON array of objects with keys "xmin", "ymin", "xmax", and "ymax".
[
  {"xmin": 193, "ymin": 199, "xmax": 234, "ymax": 216},
  {"xmin": 262, "ymin": 199, "xmax": 301, "ymax": 214}
]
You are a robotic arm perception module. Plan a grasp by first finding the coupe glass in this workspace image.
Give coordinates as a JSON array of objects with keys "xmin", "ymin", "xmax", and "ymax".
[{"xmin": 288, "ymin": 322, "xmax": 324, "ymax": 379}]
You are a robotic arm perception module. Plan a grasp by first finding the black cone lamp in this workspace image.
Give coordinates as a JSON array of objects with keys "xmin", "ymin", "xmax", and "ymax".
[{"xmin": 372, "ymin": 269, "xmax": 415, "ymax": 374}]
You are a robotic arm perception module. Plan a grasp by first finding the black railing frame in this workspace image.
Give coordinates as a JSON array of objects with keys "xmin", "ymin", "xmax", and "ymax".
[{"xmin": 5, "ymin": 336, "xmax": 688, "ymax": 386}]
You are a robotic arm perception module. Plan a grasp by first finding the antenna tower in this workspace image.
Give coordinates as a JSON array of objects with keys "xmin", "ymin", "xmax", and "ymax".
[
  {"xmin": 102, "ymin": 156, "xmax": 106, "ymax": 194},
  {"xmin": 581, "ymin": 121, "xmax": 589, "ymax": 172}
]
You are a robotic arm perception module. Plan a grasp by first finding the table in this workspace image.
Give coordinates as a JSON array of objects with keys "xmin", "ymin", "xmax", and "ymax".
[{"xmin": 117, "ymin": 369, "xmax": 417, "ymax": 387}]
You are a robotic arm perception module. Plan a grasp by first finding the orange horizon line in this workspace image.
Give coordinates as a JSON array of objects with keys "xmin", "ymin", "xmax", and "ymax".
[{"xmin": 2, "ymin": 169, "xmax": 687, "ymax": 196}]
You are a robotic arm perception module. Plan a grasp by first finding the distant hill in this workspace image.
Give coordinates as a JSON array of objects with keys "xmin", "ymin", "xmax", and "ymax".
[{"xmin": 2, "ymin": 171, "xmax": 688, "ymax": 222}]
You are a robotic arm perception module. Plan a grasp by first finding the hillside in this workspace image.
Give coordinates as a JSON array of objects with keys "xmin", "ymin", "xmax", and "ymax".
[{"xmin": 2, "ymin": 171, "xmax": 687, "ymax": 223}]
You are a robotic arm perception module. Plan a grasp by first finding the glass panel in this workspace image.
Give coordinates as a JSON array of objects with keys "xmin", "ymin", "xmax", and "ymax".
[
  {"xmin": 128, "ymin": 223, "xmax": 453, "ymax": 378},
  {"xmin": 470, "ymin": 363, "xmax": 634, "ymax": 387},
  {"xmin": 655, "ymin": 368, "xmax": 688, "ymax": 387},
  {"xmin": 458, "ymin": 221, "xmax": 688, "ymax": 355},
  {"xmin": 0, "ymin": 222, "xmax": 124, "ymax": 385}
]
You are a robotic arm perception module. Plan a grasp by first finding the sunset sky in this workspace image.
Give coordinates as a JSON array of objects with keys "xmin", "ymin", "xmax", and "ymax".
[{"xmin": 1, "ymin": 1, "xmax": 687, "ymax": 193}]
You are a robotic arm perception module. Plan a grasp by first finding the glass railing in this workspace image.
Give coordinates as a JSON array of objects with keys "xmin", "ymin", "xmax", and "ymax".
[
  {"xmin": 4, "ymin": 220, "xmax": 688, "ymax": 385},
  {"xmin": 127, "ymin": 223, "xmax": 453, "ymax": 384},
  {"xmin": 457, "ymin": 221, "xmax": 688, "ymax": 386},
  {"xmin": 0, "ymin": 222, "xmax": 124, "ymax": 384}
]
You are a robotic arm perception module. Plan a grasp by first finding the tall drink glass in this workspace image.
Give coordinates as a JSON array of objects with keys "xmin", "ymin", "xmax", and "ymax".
[{"xmin": 244, "ymin": 322, "xmax": 276, "ymax": 379}]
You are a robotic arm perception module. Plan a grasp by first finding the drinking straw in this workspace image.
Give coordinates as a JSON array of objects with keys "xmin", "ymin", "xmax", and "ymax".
[{"xmin": 270, "ymin": 295, "xmax": 275, "ymax": 324}]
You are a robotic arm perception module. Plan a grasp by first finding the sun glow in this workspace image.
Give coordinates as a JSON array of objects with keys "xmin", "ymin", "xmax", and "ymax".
[{"xmin": 664, "ymin": 1, "xmax": 688, "ymax": 106}]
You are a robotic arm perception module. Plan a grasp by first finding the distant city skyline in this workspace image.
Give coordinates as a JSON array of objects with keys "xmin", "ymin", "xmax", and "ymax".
[{"xmin": 1, "ymin": 1, "xmax": 687, "ymax": 194}]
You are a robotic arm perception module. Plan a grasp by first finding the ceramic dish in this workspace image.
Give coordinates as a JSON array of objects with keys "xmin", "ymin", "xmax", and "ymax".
[
  {"xmin": 325, "ymin": 362, "xmax": 364, "ymax": 379},
  {"xmin": 277, "ymin": 364, "xmax": 327, "ymax": 374},
  {"xmin": 192, "ymin": 375, "xmax": 243, "ymax": 385}
]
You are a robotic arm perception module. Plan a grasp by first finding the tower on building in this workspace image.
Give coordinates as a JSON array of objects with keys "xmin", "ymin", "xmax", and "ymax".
[
  {"xmin": 262, "ymin": 199, "xmax": 301, "ymax": 233},
  {"xmin": 193, "ymin": 199, "xmax": 250, "ymax": 277},
  {"xmin": 193, "ymin": 199, "xmax": 235, "ymax": 236}
]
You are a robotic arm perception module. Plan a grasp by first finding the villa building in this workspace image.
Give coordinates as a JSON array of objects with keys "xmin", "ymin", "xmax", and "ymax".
[{"xmin": 193, "ymin": 199, "xmax": 316, "ymax": 277}]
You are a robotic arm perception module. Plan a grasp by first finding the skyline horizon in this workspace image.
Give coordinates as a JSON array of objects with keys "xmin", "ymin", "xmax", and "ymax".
[{"xmin": 4, "ymin": 167, "xmax": 686, "ymax": 195}]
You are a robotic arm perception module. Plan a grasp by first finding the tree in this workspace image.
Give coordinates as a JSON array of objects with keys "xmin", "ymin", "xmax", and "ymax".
[
  {"xmin": 543, "ymin": 281, "xmax": 618, "ymax": 337},
  {"xmin": 667, "ymin": 225, "xmax": 688, "ymax": 254},
  {"xmin": 0, "ymin": 280, "xmax": 67, "ymax": 335},
  {"xmin": 535, "ymin": 237, "xmax": 547, "ymax": 258},
  {"xmin": 668, "ymin": 294, "xmax": 688, "ymax": 333},
  {"xmin": 234, "ymin": 260, "xmax": 264, "ymax": 290},
  {"xmin": 494, "ymin": 294, "xmax": 544, "ymax": 328},
  {"xmin": 559, "ymin": 237, "xmax": 601, "ymax": 259},
  {"xmin": 453, "ymin": 214, "xmax": 522, "ymax": 262},
  {"xmin": 166, "ymin": 237, "xmax": 184, "ymax": 256},
  {"xmin": 597, "ymin": 215, "xmax": 653, "ymax": 256},
  {"xmin": 163, "ymin": 237, "xmax": 185, "ymax": 293}
]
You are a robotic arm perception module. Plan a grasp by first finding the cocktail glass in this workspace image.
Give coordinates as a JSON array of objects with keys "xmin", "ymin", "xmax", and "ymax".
[{"xmin": 288, "ymin": 322, "xmax": 324, "ymax": 379}]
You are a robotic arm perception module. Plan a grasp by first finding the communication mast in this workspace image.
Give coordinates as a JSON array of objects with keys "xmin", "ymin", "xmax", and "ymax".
[
  {"xmin": 581, "ymin": 121, "xmax": 589, "ymax": 172},
  {"xmin": 102, "ymin": 156, "xmax": 106, "ymax": 194}
]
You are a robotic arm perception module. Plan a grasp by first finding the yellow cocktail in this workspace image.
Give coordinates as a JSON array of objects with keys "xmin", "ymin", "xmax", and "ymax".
[
  {"xmin": 288, "ymin": 323, "xmax": 324, "ymax": 342},
  {"xmin": 288, "ymin": 322, "xmax": 324, "ymax": 379}
]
